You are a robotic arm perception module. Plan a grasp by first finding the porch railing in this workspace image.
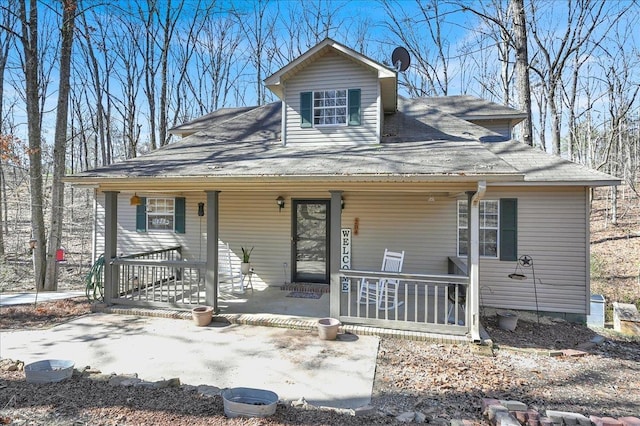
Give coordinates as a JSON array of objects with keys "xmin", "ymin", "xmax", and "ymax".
[
  {"xmin": 339, "ymin": 269, "xmax": 469, "ymax": 336},
  {"xmin": 110, "ymin": 246, "xmax": 206, "ymax": 308}
]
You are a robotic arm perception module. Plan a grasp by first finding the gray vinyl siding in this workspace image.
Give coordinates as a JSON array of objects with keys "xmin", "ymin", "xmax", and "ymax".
[
  {"xmin": 341, "ymin": 192, "xmax": 456, "ymax": 275},
  {"xmin": 478, "ymin": 187, "xmax": 589, "ymax": 315},
  {"xmin": 95, "ymin": 192, "xmax": 293, "ymax": 288},
  {"xmin": 95, "ymin": 193, "xmax": 191, "ymax": 257},
  {"xmin": 469, "ymin": 119, "xmax": 512, "ymax": 140},
  {"xmin": 284, "ymin": 51, "xmax": 379, "ymax": 145},
  {"xmin": 95, "ymin": 186, "xmax": 590, "ymax": 315}
]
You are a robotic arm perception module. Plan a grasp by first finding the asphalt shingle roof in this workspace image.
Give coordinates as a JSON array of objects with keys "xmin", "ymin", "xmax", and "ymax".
[
  {"xmin": 68, "ymin": 96, "xmax": 618, "ymax": 187},
  {"xmin": 414, "ymin": 95, "xmax": 528, "ymax": 120}
]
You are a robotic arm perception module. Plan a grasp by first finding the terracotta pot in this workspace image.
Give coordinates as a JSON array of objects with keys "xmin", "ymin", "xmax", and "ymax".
[
  {"xmin": 317, "ymin": 318, "xmax": 341, "ymax": 340},
  {"xmin": 192, "ymin": 306, "xmax": 213, "ymax": 326}
]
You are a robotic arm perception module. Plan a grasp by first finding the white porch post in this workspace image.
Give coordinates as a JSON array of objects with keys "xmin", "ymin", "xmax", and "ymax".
[
  {"xmin": 103, "ymin": 191, "xmax": 119, "ymax": 304},
  {"xmin": 205, "ymin": 191, "xmax": 220, "ymax": 311},
  {"xmin": 329, "ymin": 190, "xmax": 343, "ymax": 319},
  {"xmin": 469, "ymin": 181, "xmax": 486, "ymax": 342}
]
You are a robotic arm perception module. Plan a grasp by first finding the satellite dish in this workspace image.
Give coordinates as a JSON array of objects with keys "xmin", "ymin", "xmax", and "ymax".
[{"xmin": 391, "ymin": 46, "xmax": 411, "ymax": 72}]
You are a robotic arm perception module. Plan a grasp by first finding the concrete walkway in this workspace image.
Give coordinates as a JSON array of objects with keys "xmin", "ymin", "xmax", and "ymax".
[
  {"xmin": 0, "ymin": 291, "xmax": 85, "ymax": 306},
  {"xmin": 0, "ymin": 313, "xmax": 379, "ymax": 409}
]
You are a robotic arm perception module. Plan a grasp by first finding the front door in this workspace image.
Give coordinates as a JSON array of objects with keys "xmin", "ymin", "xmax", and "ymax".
[{"xmin": 292, "ymin": 200, "xmax": 329, "ymax": 283}]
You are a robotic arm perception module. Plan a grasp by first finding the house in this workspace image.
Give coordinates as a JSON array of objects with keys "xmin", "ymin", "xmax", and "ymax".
[{"xmin": 67, "ymin": 38, "xmax": 619, "ymax": 341}]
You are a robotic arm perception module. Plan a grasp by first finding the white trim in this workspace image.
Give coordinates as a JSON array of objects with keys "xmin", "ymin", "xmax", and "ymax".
[{"xmin": 281, "ymin": 96, "xmax": 287, "ymax": 146}]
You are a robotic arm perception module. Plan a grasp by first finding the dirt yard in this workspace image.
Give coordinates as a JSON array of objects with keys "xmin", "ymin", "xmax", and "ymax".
[
  {"xmin": 1, "ymin": 186, "xmax": 639, "ymax": 424},
  {"xmin": 1, "ymin": 298, "xmax": 640, "ymax": 425}
]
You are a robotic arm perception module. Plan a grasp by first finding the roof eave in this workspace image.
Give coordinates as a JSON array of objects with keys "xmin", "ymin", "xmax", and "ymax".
[
  {"xmin": 490, "ymin": 179, "xmax": 621, "ymax": 187},
  {"xmin": 65, "ymin": 173, "xmax": 526, "ymax": 188}
]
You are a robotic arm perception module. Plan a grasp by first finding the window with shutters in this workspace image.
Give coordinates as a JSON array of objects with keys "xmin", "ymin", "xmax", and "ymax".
[
  {"xmin": 146, "ymin": 198, "xmax": 175, "ymax": 231},
  {"xmin": 300, "ymin": 89, "xmax": 360, "ymax": 127},
  {"xmin": 314, "ymin": 89, "xmax": 347, "ymax": 126},
  {"xmin": 457, "ymin": 200, "xmax": 499, "ymax": 258}
]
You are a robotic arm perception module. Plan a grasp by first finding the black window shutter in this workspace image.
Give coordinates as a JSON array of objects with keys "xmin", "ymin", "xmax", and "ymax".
[
  {"xmin": 300, "ymin": 92, "xmax": 312, "ymax": 128},
  {"xmin": 500, "ymin": 198, "xmax": 517, "ymax": 261},
  {"xmin": 136, "ymin": 198, "xmax": 147, "ymax": 232},
  {"xmin": 348, "ymin": 89, "xmax": 361, "ymax": 126},
  {"xmin": 175, "ymin": 197, "xmax": 186, "ymax": 234}
]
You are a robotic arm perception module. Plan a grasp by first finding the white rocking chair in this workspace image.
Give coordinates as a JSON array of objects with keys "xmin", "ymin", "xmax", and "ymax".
[
  {"xmin": 218, "ymin": 242, "xmax": 243, "ymax": 292},
  {"xmin": 358, "ymin": 249, "xmax": 405, "ymax": 310}
]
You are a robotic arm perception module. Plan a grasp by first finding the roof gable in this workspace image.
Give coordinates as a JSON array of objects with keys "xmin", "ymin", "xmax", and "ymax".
[{"xmin": 265, "ymin": 38, "xmax": 398, "ymax": 113}]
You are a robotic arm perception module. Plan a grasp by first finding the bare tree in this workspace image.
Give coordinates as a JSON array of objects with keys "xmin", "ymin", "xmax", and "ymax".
[
  {"xmin": 184, "ymin": 13, "xmax": 245, "ymax": 116},
  {"xmin": 510, "ymin": 0, "xmax": 533, "ymax": 146},
  {"xmin": 232, "ymin": 0, "xmax": 279, "ymax": 106},
  {"xmin": 459, "ymin": 0, "xmax": 533, "ymax": 146},
  {"xmin": 111, "ymin": 12, "xmax": 143, "ymax": 159},
  {"xmin": 17, "ymin": 0, "xmax": 46, "ymax": 289},
  {"xmin": 44, "ymin": 0, "xmax": 76, "ymax": 290},
  {"xmin": 380, "ymin": 0, "xmax": 452, "ymax": 97},
  {"xmin": 528, "ymin": 0, "xmax": 631, "ymax": 155},
  {"xmin": 77, "ymin": 9, "xmax": 116, "ymax": 167},
  {"xmin": 0, "ymin": 0, "xmax": 19, "ymax": 257}
]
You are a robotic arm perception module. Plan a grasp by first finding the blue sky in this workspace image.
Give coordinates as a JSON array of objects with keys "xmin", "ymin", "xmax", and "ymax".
[{"xmin": 3, "ymin": 0, "xmax": 638, "ymax": 158}]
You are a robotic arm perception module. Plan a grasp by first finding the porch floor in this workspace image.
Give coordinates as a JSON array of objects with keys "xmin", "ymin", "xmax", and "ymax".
[{"xmin": 97, "ymin": 285, "xmax": 473, "ymax": 344}]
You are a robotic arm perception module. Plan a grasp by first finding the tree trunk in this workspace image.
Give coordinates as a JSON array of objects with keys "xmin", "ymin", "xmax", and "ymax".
[
  {"xmin": 511, "ymin": 0, "xmax": 533, "ymax": 146},
  {"xmin": 19, "ymin": 0, "xmax": 46, "ymax": 290},
  {"xmin": 45, "ymin": 0, "xmax": 76, "ymax": 291},
  {"xmin": 0, "ymin": 3, "xmax": 15, "ymax": 257}
]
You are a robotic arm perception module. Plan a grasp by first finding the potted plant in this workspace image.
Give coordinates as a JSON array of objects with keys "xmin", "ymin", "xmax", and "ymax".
[{"xmin": 241, "ymin": 246, "xmax": 253, "ymax": 274}]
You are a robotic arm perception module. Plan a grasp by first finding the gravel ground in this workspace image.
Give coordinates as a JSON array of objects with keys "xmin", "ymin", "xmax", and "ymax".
[{"xmin": 1, "ymin": 299, "xmax": 640, "ymax": 425}]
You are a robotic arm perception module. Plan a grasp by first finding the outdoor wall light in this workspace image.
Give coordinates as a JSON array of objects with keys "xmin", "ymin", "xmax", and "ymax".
[
  {"xmin": 198, "ymin": 202, "xmax": 205, "ymax": 217},
  {"xmin": 276, "ymin": 196, "xmax": 285, "ymax": 212},
  {"xmin": 341, "ymin": 197, "xmax": 345, "ymax": 209},
  {"xmin": 130, "ymin": 193, "xmax": 142, "ymax": 206}
]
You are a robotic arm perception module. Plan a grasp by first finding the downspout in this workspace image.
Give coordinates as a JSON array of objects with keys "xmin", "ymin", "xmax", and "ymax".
[{"xmin": 469, "ymin": 181, "xmax": 486, "ymax": 342}]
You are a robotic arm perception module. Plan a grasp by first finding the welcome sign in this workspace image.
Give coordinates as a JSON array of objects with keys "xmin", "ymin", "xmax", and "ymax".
[{"xmin": 341, "ymin": 228, "xmax": 351, "ymax": 292}]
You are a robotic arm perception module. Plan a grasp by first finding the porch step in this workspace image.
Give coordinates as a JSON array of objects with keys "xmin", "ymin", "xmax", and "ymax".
[{"xmin": 90, "ymin": 304, "xmax": 470, "ymax": 344}]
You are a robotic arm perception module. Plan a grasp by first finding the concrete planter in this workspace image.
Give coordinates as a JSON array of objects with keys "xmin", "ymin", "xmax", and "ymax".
[
  {"xmin": 25, "ymin": 359, "xmax": 74, "ymax": 383},
  {"xmin": 222, "ymin": 387, "xmax": 278, "ymax": 418},
  {"xmin": 497, "ymin": 310, "xmax": 518, "ymax": 331},
  {"xmin": 191, "ymin": 306, "xmax": 213, "ymax": 327},
  {"xmin": 317, "ymin": 318, "xmax": 341, "ymax": 340}
]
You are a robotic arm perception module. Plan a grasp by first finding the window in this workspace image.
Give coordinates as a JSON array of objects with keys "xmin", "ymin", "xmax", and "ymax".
[
  {"xmin": 314, "ymin": 89, "xmax": 347, "ymax": 126},
  {"xmin": 135, "ymin": 197, "xmax": 185, "ymax": 233},
  {"xmin": 457, "ymin": 200, "xmax": 499, "ymax": 258},
  {"xmin": 300, "ymin": 89, "xmax": 360, "ymax": 127},
  {"xmin": 146, "ymin": 198, "xmax": 175, "ymax": 231}
]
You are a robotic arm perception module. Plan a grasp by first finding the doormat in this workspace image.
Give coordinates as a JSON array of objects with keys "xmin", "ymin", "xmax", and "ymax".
[
  {"xmin": 281, "ymin": 283, "xmax": 330, "ymax": 294},
  {"xmin": 286, "ymin": 291, "xmax": 322, "ymax": 299}
]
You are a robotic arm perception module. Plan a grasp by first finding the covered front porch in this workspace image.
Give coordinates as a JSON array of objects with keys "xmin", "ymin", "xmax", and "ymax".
[
  {"xmin": 104, "ymin": 252, "xmax": 469, "ymax": 334},
  {"xmin": 99, "ymin": 182, "xmax": 486, "ymax": 341}
]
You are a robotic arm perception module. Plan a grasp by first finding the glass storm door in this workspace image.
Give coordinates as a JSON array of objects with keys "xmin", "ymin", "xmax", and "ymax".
[{"xmin": 292, "ymin": 200, "xmax": 329, "ymax": 283}]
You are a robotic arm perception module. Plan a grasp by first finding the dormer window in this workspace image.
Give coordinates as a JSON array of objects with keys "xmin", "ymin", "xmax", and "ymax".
[
  {"xmin": 300, "ymin": 89, "xmax": 360, "ymax": 128},
  {"xmin": 314, "ymin": 90, "xmax": 347, "ymax": 126}
]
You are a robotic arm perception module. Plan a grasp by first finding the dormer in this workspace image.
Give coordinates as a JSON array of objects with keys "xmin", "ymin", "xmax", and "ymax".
[{"xmin": 264, "ymin": 38, "xmax": 397, "ymax": 145}]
